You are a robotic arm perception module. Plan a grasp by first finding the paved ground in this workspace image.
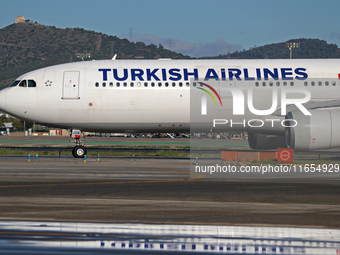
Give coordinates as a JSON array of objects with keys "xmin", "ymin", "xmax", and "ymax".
[{"xmin": 0, "ymin": 157, "xmax": 339, "ymax": 228}]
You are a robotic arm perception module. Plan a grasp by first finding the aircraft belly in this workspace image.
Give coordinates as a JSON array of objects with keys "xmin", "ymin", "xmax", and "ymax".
[
  {"xmin": 34, "ymin": 89, "xmax": 190, "ymax": 132},
  {"xmin": 53, "ymin": 122, "xmax": 189, "ymax": 133},
  {"xmin": 84, "ymin": 89, "xmax": 190, "ymax": 124}
]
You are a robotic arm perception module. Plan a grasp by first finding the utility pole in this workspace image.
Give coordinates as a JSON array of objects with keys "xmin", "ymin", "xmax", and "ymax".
[
  {"xmin": 284, "ymin": 42, "xmax": 299, "ymax": 59},
  {"xmin": 168, "ymin": 39, "xmax": 172, "ymax": 51},
  {"xmin": 129, "ymin": 27, "xmax": 133, "ymax": 41},
  {"xmin": 227, "ymin": 46, "xmax": 232, "ymax": 59},
  {"xmin": 76, "ymin": 53, "xmax": 91, "ymax": 61}
]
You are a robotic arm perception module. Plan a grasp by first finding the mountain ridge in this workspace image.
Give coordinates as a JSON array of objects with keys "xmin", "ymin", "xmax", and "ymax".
[
  {"xmin": 0, "ymin": 22, "xmax": 188, "ymax": 88},
  {"xmin": 0, "ymin": 22, "xmax": 339, "ymax": 88}
]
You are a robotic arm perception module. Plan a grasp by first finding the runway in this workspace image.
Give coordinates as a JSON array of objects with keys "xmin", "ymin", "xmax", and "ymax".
[
  {"xmin": 0, "ymin": 153, "xmax": 339, "ymax": 254},
  {"xmin": 0, "ymin": 156, "xmax": 339, "ymax": 228}
]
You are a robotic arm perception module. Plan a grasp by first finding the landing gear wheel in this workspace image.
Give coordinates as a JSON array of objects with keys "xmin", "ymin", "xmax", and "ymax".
[{"xmin": 72, "ymin": 145, "xmax": 87, "ymax": 158}]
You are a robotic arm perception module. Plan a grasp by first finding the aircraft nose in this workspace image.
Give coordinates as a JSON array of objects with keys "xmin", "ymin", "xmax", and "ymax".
[{"xmin": 0, "ymin": 88, "xmax": 7, "ymax": 112}]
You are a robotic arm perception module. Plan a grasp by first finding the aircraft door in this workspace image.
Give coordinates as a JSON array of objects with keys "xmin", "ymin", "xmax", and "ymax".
[{"xmin": 62, "ymin": 71, "xmax": 80, "ymax": 99}]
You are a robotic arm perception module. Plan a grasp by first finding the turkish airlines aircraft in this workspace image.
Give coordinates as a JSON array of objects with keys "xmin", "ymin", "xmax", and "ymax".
[{"xmin": 0, "ymin": 58, "xmax": 339, "ymax": 157}]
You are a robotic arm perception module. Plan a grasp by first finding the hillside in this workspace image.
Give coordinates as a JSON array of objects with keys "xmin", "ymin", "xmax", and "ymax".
[
  {"xmin": 1, "ymin": 22, "xmax": 340, "ymax": 89},
  {"xmin": 0, "ymin": 22, "xmax": 189, "ymax": 88},
  {"xmin": 216, "ymin": 39, "xmax": 340, "ymax": 59}
]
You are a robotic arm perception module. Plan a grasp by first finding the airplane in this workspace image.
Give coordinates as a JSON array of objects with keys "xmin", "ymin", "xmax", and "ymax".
[{"xmin": 0, "ymin": 58, "xmax": 339, "ymax": 158}]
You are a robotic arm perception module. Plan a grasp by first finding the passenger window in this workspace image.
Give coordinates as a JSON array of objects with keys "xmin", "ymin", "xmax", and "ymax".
[
  {"xmin": 95, "ymin": 82, "xmax": 99, "ymax": 87},
  {"xmin": 318, "ymin": 81, "xmax": 322, "ymax": 86},
  {"xmin": 130, "ymin": 82, "xmax": 134, "ymax": 87},
  {"xmin": 116, "ymin": 82, "xmax": 120, "ymax": 87},
  {"xmin": 311, "ymin": 81, "xmax": 315, "ymax": 86},
  {"xmin": 158, "ymin": 82, "xmax": 162, "ymax": 87},
  {"xmin": 269, "ymin": 82, "xmax": 273, "ymax": 86},
  {"xmin": 109, "ymin": 82, "xmax": 113, "ymax": 87},
  {"xmin": 165, "ymin": 82, "xmax": 169, "ymax": 87},
  {"xmin": 151, "ymin": 82, "xmax": 155, "ymax": 87},
  {"xmin": 102, "ymin": 82, "xmax": 106, "ymax": 87},
  {"xmin": 255, "ymin": 82, "xmax": 259, "ymax": 87},
  {"xmin": 333, "ymin": 81, "xmax": 336, "ymax": 86},
  {"xmin": 325, "ymin": 81, "xmax": 329, "ymax": 86},
  {"xmin": 179, "ymin": 82, "xmax": 183, "ymax": 87},
  {"xmin": 172, "ymin": 82, "xmax": 176, "ymax": 87},
  {"xmin": 123, "ymin": 82, "xmax": 127, "ymax": 87},
  {"xmin": 19, "ymin": 80, "xmax": 27, "ymax": 87},
  {"xmin": 10, "ymin": 80, "xmax": 20, "ymax": 87},
  {"xmin": 290, "ymin": 82, "xmax": 294, "ymax": 86},
  {"xmin": 144, "ymin": 82, "xmax": 148, "ymax": 87},
  {"xmin": 304, "ymin": 82, "xmax": 308, "ymax": 86}
]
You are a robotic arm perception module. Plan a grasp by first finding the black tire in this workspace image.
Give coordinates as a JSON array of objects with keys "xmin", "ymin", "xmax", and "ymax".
[{"xmin": 72, "ymin": 145, "xmax": 87, "ymax": 158}]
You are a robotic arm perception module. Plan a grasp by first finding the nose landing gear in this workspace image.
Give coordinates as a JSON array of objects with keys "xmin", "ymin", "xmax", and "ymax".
[
  {"xmin": 72, "ymin": 145, "xmax": 87, "ymax": 158},
  {"xmin": 71, "ymin": 130, "xmax": 87, "ymax": 158}
]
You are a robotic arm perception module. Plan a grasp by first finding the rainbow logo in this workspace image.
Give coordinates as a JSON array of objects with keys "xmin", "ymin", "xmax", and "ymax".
[{"xmin": 196, "ymin": 82, "xmax": 223, "ymax": 106}]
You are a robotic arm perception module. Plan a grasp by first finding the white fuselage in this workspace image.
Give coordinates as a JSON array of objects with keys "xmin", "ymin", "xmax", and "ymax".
[{"xmin": 0, "ymin": 59, "xmax": 339, "ymax": 134}]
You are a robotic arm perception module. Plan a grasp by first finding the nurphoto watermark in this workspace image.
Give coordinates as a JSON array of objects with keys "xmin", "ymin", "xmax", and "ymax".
[{"xmin": 189, "ymin": 78, "xmax": 340, "ymax": 180}]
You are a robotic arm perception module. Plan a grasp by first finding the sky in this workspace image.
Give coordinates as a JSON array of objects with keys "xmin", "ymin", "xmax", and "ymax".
[{"xmin": 0, "ymin": 0, "xmax": 340, "ymax": 57}]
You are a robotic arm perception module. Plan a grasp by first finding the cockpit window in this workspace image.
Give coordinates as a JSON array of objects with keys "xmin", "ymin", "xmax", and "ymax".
[
  {"xmin": 9, "ymin": 80, "xmax": 20, "ymax": 87},
  {"xmin": 19, "ymin": 80, "xmax": 27, "ymax": 87},
  {"xmin": 28, "ymin": 80, "xmax": 36, "ymax": 87},
  {"xmin": 15, "ymin": 80, "xmax": 36, "ymax": 88}
]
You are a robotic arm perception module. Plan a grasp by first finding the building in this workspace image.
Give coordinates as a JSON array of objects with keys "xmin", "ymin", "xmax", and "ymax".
[{"xmin": 15, "ymin": 16, "xmax": 26, "ymax": 24}]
